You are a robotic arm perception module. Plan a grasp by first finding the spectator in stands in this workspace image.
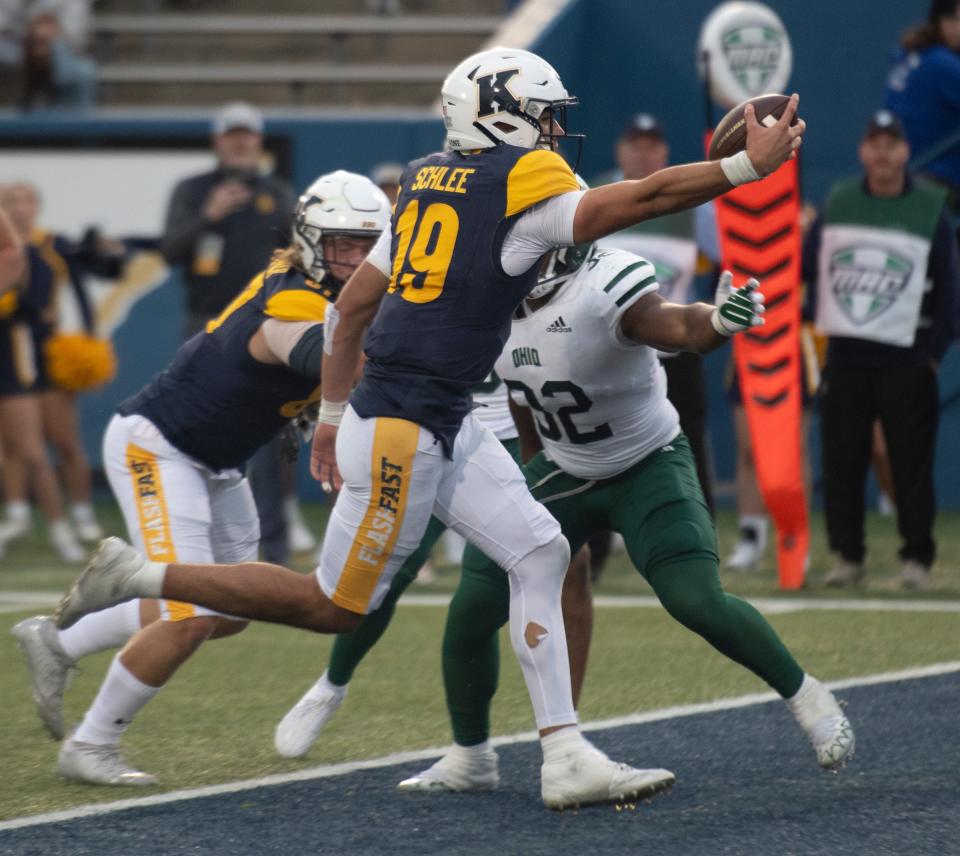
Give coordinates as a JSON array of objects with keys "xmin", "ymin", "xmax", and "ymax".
[
  {"xmin": 161, "ymin": 102, "xmax": 299, "ymax": 565},
  {"xmin": 19, "ymin": 10, "xmax": 96, "ymax": 110},
  {"xmin": 0, "ymin": 0, "xmax": 26, "ymax": 73},
  {"xmin": 0, "ymin": 184, "xmax": 84, "ymax": 562},
  {"xmin": 370, "ymin": 162, "xmax": 404, "ymax": 205},
  {"xmin": 804, "ymin": 111, "xmax": 960, "ymax": 590},
  {"xmin": 885, "ymin": 0, "xmax": 960, "ymax": 213}
]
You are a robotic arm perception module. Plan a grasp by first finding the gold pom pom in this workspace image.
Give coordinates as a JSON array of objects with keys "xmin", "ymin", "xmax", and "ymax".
[{"xmin": 44, "ymin": 333, "xmax": 117, "ymax": 392}]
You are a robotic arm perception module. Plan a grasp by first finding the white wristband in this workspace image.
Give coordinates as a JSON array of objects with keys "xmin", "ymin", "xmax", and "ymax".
[
  {"xmin": 720, "ymin": 150, "xmax": 761, "ymax": 186},
  {"xmin": 710, "ymin": 307, "xmax": 733, "ymax": 337},
  {"xmin": 317, "ymin": 398, "xmax": 347, "ymax": 427}
]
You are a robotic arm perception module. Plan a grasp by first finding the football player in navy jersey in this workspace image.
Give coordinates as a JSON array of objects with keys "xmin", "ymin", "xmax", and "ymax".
[
  {"xmin": 55, "ymin": 48, "xmax": 804, "ymax": 808},
  {"xmin": 13, "ymin": 172, "xmax": 389, "ymax": 786}
]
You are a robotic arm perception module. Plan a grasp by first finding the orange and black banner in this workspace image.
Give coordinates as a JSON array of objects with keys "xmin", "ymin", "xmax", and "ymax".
[{"xmin": 708, "ymin": 140, "xmax": 808, "ymax": 589}]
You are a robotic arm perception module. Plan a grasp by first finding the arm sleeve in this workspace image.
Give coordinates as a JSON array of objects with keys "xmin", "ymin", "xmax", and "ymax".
[
  {"xmin": 801, "ymin": 215, "xmax": 824, "ymax": 322},
  {"xmin": 261, "ymin": 318, "xmax": 326, "ymax": 378},
  {"xmin": 160, "ymin": 180, "xmax": 211, "ymax": 266},
  {"xmin": 926, "ymin": 207, "xmax": 960, "ymax": 360},
  {"xmin": 500, "ymin": 190, "xmax": 587, "ymax": 276},
  {"xmin": 365, "ymin": 227, "xmax": 393, "ymax": 277}
]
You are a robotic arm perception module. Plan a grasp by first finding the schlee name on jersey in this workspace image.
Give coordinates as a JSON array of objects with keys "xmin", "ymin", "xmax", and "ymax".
[
  {"xmin": 511, "ymin": 346, "xmax": 541, "ymax": 368},
  {"xmin": 356, "ymin": 456, "xmax": 404, "ymax": 567},
  {"xmin": 409, "ymin": 166, "xmax": 476, "ymax": 195}
]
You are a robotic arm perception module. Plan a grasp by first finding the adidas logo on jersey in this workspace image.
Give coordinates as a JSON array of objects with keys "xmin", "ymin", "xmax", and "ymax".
[{"xmin": 546, "ymin": 316, "xmax": 572, "ymax": 333}]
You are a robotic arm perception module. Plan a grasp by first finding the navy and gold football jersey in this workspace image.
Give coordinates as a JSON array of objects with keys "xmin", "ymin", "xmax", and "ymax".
[
  {"xmin": 350, "ymin": 144, "xmax": 578, "ymax": 453},
  {"xmin": 119, "ymin": 258, "xmax": 331, "ymax": 470}
]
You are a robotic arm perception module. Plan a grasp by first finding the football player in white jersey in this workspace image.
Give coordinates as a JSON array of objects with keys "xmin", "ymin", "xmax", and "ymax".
[{"xmin": 397, "ymin": 241, "xmax": 855, "ymax": 791}]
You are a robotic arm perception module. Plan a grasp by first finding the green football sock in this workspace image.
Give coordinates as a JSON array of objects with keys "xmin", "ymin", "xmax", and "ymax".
[
  {"xmin": 647, "ymin": 557, "xmax": 804, "ymax": 698},
  {"xmin": 326, "ymin": 516, "xmax": 447, "ymax": 687},
  {"xmin": 442, "ymin": 544, "xmax": 509, "ymax": 746}
]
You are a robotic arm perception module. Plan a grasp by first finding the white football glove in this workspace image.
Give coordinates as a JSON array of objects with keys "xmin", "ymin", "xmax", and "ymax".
[{"xmin": 710, "ymin": 270, "xmax": 766, "ymax": 336}]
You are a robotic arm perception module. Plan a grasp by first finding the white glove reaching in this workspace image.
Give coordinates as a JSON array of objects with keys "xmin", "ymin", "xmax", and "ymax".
[{"xmin": 710, "ymin": 270, "xmax": 766, "ymax": 336}]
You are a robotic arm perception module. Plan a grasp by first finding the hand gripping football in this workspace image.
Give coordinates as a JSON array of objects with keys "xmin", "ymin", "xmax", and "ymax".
[{"xmin": 708, "ymin": 93, "xmax": 795, "ymax": 160}]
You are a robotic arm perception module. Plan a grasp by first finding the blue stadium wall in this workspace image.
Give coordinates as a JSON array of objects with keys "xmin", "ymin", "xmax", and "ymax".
[{"xmin": 2, "ymin": 0, "xmax": 958, "ymax": 506}]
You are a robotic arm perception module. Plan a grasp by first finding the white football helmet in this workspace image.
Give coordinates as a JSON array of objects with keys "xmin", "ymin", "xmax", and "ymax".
[
  {"xmin": 529, "ymin": 175, "xmax": 592, "ymax": 301},
  {"xmin": 293, "ymin": 170, "xmax": 391, "ymax": 286},
  {"xmin": 440, "ymin": 47, "xmax": 581, "ymax": 154}
]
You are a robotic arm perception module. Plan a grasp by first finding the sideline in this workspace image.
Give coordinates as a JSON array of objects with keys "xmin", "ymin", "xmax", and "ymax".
[
  {"xmin": 4, "ymin": 591, "xmax": 960, "ymax": 615},
  {"xmin": 2, "ymin": 660, "xmax": 958, "ymax": 833}
]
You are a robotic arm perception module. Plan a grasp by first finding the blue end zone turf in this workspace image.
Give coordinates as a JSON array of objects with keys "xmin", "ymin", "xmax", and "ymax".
[{"xmin": 2, "ymin": 673, "xmax": 954, "ymax": 856}]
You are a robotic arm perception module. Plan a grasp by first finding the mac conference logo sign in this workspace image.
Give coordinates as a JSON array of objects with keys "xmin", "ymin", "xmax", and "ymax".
[
  {"xmin": 721, "ymin": 24, "xmax": 784, "ymax": 94},
  {"xmin": 698, "ymin": 2, "xmax": 793, "ymax": 108},
  {"xmin": 829, "ymin": 245, "xmax": 912, "ymax": 326}
]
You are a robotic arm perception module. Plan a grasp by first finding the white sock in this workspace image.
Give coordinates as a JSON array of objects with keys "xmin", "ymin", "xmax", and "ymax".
[
  {"xmin": 132, "ymin": 562, "xmax": 168, "ymax": 599},
  {"xmin": 540, "ymin": 727, "xmax": 591, "ymax": 764},
  {"xmin": 447, "ymin": 740, "xmax": 493, "ymax": 765},
  {"xmin": 506, "ymin": 536, "xmax": 578, "ymax": 731},
  {"xmin": 70, "ymin": 503, "xmax": 96, "ymax": 525},
  {"xmin": 310, "ymin": 670, "xmax": 347, "ymax": 698},
  {"xmin": 785, "ymin": 674, "xmax": 828, "ymax": 731},
  {"xmin": 6, "ymin": 501, "xmax": 30, "ymax": 524},
  {"xmin": 73, "ymin": 655, "xmax": 160, "ymax": 746},
  {"xmin": 740, "ymin": 514, "xmax": 769, "ymax": 550},
  {"xmin": 283, "ymin": 496, "xmax": 306, "ymax": 525},
  {"xmin": 48, "ymin": 518, "xmax": 78, "ymax": 545},
  {"xmin": 58, "ymin": 600, "xmax": 143, "ymax": 662}
]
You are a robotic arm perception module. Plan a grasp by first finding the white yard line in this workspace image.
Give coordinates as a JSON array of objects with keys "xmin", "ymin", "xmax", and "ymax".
[
  {"xmin": 1, "ymin": 660, "xmax": 957, "ymax": 833},
  {"xmin": 5, "ymin": 592, "xmax": 960, "ymax": 615}
]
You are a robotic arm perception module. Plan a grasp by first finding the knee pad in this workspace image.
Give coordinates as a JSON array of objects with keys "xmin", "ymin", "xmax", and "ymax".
[{"xmin": 515, "ymin": 533, "xmax": 570, "ymax": 586}]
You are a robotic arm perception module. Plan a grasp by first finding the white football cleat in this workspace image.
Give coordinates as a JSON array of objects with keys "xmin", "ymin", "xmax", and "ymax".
[
  {"xmin": 398, "ymin": 745, "xmax": 499, "ymax": 792},
  {"xmin": 540, "ymin": 744, "xmax": 675, "ymax": 810},
  {"xmin": 55, "ymin": 537, "xmax": 149, "ymax": 630},
  {"xmin": 787, "ymin": 676, "xmax": 856, "ymax": 770},
  {"xmin": 0, "ymin": 515, "xmax": 31, "ymax": 544},
  {"xmin": 11, "ymin": 616, "xmax": 76, "ymax": 740},
  {"xmin": 725, "ymin": 538, "xmax": 762, "ymax": 572},
  {"xmin": 49, "ymin": 520, "xmax": 85, "ymax": 564},
  {"xmin": 275, "ymin": 673, "xmax": 347, "ymax": 758},
  {"xmin": 74, "ymin": 520, "xmax": 105, "ymax": 544},
  {"xmin": 58, "ymin": 736, "xmax": 158, "ymax": 786}
]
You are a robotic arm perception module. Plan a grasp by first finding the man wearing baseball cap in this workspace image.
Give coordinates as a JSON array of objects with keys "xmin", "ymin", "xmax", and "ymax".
[
  {"xmin": 161, "ymin": 101, "xmax": 294, "ymax": 339},
  {"xmin": 160, "ymin": 102, "xmax": 298, "ymax": 565},
  {"xmin": 804, "ymin": 109, "xmax": 960, "ymax": 589}
]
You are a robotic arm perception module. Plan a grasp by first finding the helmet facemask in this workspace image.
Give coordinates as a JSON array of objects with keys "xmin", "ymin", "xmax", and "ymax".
[{"xmin": 528, "ymin": 242, "xmax": 594, "ymax": 301}]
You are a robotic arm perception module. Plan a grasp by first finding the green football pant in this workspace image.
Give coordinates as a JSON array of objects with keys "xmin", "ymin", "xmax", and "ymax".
[{"xmin": 438, "ymin": 433, "xmax": 805, "ymax": 744}]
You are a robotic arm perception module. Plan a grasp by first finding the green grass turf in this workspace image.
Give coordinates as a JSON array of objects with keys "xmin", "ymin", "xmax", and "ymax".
[{"xmin": 1, "ymin": 502, "xmax": 959, "ymax": 820}]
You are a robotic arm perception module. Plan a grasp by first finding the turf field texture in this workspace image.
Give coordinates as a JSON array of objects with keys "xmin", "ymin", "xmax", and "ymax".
[{"xmin": 1, "ymin": 505, "xmax": 958, "ymax": 834}]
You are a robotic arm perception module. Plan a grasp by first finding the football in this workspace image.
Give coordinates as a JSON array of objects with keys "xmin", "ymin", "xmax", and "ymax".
[{"xmin": 707, "ymin": 93, "xmax": 796, "ymax": 160}]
